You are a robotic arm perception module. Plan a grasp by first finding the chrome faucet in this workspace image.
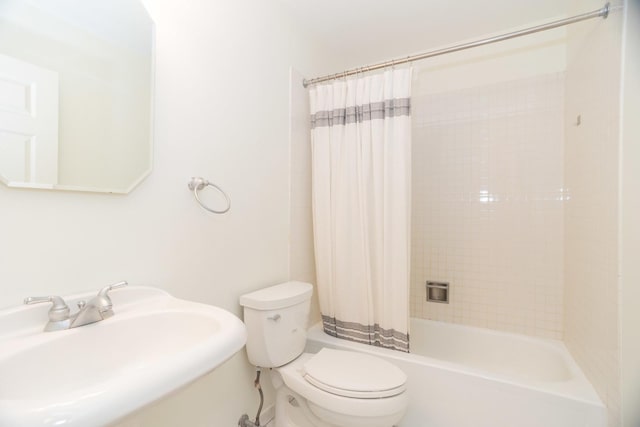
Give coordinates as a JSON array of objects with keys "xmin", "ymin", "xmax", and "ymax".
[
  {"xmin": 24, "ymin": 281, "xmax": 128, "ymax": 332},
  {"xmin": 23, "ymin": 295, "xmax": 71, "ymax": 331}
]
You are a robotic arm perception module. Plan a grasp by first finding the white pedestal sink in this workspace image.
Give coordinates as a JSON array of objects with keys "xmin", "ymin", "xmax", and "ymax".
[{"xmin": 0, "ymin": 286, "xmax": 247, "ymax": 427}]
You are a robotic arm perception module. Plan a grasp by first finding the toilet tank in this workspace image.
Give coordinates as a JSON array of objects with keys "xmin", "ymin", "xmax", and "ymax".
[{"xmin": 239, "ymin": 281, "xmax": 313, "ymax": 368}]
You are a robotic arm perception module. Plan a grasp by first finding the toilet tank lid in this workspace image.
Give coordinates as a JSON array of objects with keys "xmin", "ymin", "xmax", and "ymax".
[{"xmin": 239, "ymin": 281, "xmax": 313, "ymax": 310}]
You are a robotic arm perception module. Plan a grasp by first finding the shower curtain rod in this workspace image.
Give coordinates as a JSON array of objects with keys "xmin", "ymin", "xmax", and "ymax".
[{"xmin": 302, "ymin": 3, "xmax": 610, "ymax": 88}]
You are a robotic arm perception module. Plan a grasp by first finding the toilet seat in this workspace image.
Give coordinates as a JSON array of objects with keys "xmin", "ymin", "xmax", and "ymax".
[{"xmin": 303, "ymin": 348, "xmax": 407, "ymax": 399}]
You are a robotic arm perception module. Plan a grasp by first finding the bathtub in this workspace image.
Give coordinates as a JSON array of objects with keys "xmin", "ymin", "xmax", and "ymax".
[{"xmin": 305, "ymin": 318, "xmax": 606, "ymax": 427}]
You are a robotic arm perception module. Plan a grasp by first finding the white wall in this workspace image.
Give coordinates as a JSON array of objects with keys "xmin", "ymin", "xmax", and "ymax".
[
  {"xmin": 288, "ymin": 68, "xmax": 319, "ymax": 323},
  {"xmin": 563, "ymin": 1, "xmax": 624, "ymax": 425},
  {"xmin": 411, "ymin": 21, "xmax": 566, "ymax": 97},
  {"xmin": 620, "ymin": 1, "xmax": 640, "ymax": 425},
  {"xmin": 0, "ymin": 0, "xmax": 336, "ymax": 424}
]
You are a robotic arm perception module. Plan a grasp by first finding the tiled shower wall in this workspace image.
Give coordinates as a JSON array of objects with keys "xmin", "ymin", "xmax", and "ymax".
[
  {"xmin": 563, "ymin": 1, "xmax": 623, "ymax": 424},
  {"xmin": 410, "ymin": 72, "xmax": 565, "ymax": 340}
]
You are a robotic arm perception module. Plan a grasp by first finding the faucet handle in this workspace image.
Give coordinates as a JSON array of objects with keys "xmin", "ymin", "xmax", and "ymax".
[
  {"xmin": 95, "ymin": 281, "xmax": 128, "ymax": 314},
  {"xmin": 24, "ymin": 295, "xmax": 70, "ymax": 322}
]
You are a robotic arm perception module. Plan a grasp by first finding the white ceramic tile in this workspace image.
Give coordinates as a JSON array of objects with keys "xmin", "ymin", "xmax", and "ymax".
[
  {"xmin": 410, "ymin": 72, "xmax": 565, "ymax": 340},
  {"xmin": 562, "ymin": 1, "xmax": 623, "ymax": 424}
]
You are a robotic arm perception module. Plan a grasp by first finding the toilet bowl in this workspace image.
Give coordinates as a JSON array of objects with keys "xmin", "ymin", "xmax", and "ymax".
[{"xmin": 239, "ymin": 281, "xmax": 408, "ymax": 427}]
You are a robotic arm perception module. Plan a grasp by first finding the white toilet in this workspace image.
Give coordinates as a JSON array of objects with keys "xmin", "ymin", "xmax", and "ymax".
[{"xmin": 239, "ymin": 281, "xmax": 408, "ymax": 427}]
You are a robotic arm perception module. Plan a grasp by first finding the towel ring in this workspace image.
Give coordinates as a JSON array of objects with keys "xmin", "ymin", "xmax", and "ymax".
[{"xmin": 187, "ymin": 177, "xmax": 231, "ymax": 214}]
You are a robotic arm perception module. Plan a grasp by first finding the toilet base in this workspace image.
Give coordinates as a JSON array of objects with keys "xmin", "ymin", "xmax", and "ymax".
[
  {"xmin": 275, "ymin": 387, "xmax": 333, "ymax": 427},
  {"xmin": 274, "ymin": 385, "xmax": 404, "ymax": 427}
]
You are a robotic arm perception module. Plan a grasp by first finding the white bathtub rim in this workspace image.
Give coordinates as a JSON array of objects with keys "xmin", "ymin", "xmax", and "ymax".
[
  {"xmin": 306, "ymin": 321, "xmax": 603, "ymax": 408},
  {"xmin": 409, "ymin": 318, "xmax": 583, "ymax": 381},
  {"xmin": 412, "ymin": 318, "xmax": 569, "ymax": 355}
]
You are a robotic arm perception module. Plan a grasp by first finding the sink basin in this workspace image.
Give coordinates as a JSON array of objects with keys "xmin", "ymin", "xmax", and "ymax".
[{"xmin": 0, "ymin": 286, "xmax": 247, "ymax": 426}]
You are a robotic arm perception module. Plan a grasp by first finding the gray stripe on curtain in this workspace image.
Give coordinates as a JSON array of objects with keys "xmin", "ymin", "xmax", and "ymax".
[
  {"xmin": 310, "ymin": 98, "xmax": 411, "ymax": 129},
  {"xmin": 322, "ymin": 315, "xmax": 410, "ymax": 353}
]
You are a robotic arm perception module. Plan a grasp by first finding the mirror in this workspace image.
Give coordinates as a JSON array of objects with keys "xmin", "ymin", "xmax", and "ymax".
[{"xmin": 0, "ymin": 0, "xmax": 153, "ymax": 193}]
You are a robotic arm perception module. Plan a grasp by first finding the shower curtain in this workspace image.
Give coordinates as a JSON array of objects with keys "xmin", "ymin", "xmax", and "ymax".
[{"xmin": 309, "ymin": 68, "xmax": 412, "ymax": 352}]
